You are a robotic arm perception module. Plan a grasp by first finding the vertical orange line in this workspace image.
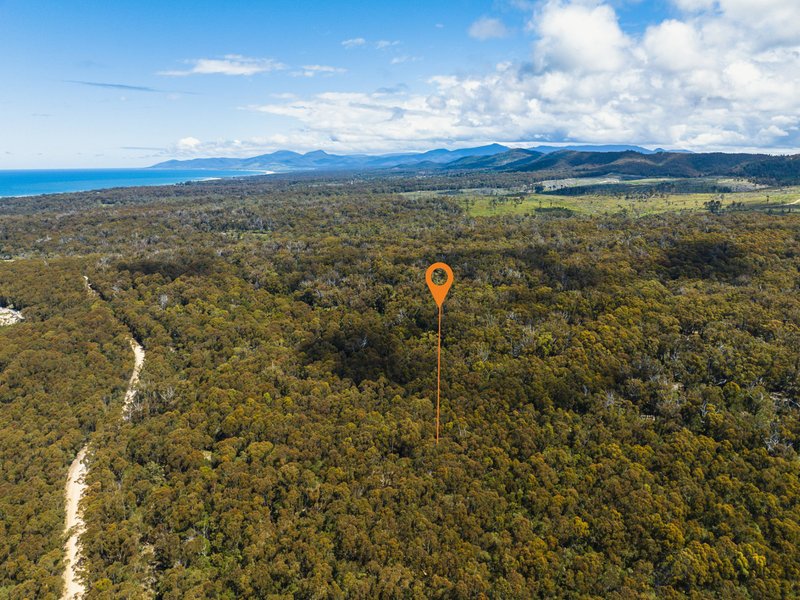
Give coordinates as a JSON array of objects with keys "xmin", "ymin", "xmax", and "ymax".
[{"xmin": 436, "ymin": 304, "xmax": 442, "ymax": 445}]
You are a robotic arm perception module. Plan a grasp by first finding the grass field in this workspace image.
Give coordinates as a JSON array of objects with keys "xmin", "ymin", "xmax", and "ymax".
[{"xmin": 455, "ymin": 183, "xmax": 800, "ymax": 217}]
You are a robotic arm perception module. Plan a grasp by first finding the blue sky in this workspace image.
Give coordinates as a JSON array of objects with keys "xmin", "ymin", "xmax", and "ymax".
[{"xmin": 1, "ymin": 0, "xmax": 799, "ymax": 167}]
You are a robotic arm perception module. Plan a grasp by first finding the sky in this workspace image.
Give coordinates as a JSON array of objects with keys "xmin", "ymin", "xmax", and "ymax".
[{"xmin": 1, "ymin": 0, "xmax": 799, "ymax": 167}]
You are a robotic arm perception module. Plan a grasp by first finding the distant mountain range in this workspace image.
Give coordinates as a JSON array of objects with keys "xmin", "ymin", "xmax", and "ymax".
[
  {"xmin": 149, "ymin": 144, "xmax": 672, "ymax": 173},
  {"xmin": 150, "ymin": 144, "xmax": 800, "ymax": 183}
]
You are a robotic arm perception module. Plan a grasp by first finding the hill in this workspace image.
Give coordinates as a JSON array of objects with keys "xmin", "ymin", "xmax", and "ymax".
[
  {"xmin": 149, "ymin": 144, "xmax": 667, "ymax": 173},
  {"xmin": 445, "ymin": 149, "xmax": 800, "ymax": 183},
  {"xmin": 152, "ymin": 146, "xmax": 800, "ymax": 184},
  {"xmin": 151, "ymin": 144, "xmax": 513, "ymax": 172}
]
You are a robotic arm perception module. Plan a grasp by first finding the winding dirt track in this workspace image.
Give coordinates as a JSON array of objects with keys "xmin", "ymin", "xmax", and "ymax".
[
  {"xmin": 62, "ymin": 449, "xmax": 88, "ymax": 600},
  {"xmin": 62, "ymin": 279, "xmax": 145, "ymax": 600}
]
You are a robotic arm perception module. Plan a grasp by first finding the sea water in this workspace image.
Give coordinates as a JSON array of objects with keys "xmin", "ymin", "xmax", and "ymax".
[{"xmin": 0, "ymin": 169, "xmax": 266, "ymax": 198}]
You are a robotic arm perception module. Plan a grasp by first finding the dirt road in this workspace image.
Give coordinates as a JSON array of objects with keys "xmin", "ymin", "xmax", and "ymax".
[{"xmin": 62, "ymin": 279, "xmax": 145, "ymax": 600}]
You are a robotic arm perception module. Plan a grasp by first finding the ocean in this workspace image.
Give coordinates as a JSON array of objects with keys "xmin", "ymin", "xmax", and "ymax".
[{"xmin": 0, "ymin": 169, "xmax": 267, "ymax": 198}]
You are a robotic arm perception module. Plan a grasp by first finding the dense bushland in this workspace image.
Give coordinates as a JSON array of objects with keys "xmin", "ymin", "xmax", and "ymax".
[
  {"xmin": 1, "ymin": 176, "xmax": 799, "ymax": 598},
  {"xmin": 0, "ymin": 260, "xmax": 131, "ymax": 599}
]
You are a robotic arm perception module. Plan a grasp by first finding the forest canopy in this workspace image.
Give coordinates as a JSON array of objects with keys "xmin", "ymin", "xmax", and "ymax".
[{"xmin": 0, "ymin": 173, "xmax": 799, "ymax": 598}]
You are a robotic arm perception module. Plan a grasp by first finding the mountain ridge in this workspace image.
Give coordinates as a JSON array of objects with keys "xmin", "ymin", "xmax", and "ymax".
[
  {"xmin": 438, "ymin": 149, "xmax": 800, "ymax": 183},
  {"xmin": 150, "ymin": 145, "xmax": 800, "ymax": 183},
  {"xmin": 149, "ymin": 144, "xmax": 665, "ymax": 172}
]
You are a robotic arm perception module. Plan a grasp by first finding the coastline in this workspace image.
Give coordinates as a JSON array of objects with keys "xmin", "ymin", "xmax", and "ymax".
[{"xmin": 0, "ymin": 168, "xmax": 271, "ymax": 199}]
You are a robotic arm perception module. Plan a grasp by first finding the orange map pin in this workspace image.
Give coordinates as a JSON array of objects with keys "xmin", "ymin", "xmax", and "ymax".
[
  {"xmin": 426, "ymin": 262, "xmax": 453, "ymax": 307},
  {"xmin": 426, "ymin": 262, "xmax": 453, "ymax": 444}
]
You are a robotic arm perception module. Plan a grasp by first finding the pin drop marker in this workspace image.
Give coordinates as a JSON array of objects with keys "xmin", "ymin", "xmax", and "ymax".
[
  {"xmin": 426, "ymin": 262, "xmax": 453, "ymax": 307},
  {"xmin": 426, "ymin": 262, "xmax": 453, "ymax": 444}
]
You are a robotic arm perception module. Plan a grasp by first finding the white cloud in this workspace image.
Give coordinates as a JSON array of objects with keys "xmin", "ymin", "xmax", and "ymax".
[
  {"xmin": 176, "ymin": 137, "xmax": 202, "ymax": 151},
  {"xmin": 160, "ymin": 55, "xmax": 285, "ymax": 76},
  {"xmin": 531, "ymin": 2, "xmax": 629, "ymax": 72},
  {"xmin": 342, "ymin": 38, "xmax": 366, "ymax": 48},
  {"xmin": 672, "ymin": 0, "xmax": 800, "ymax": 46},
  {"xmin": 291, "ymin": 65, "xmax": 347, "ymax": 78},
  {"xmin": 469, "ymin": 17, "xmax": 510, "ymax": 40},
  {"xmin": 504, "ymin": 0, "xmax": 537, "ymax": 9},
  {"xmin": 241, "ymin": 0, "xmax": 800, "ymax": 154},
  {"xmin": 376, "ymin": 40, "xmax": 400, "ymax": 50},
  {"xmin": 246, "ymin": 90, "xmax": 466, "ymax": 152},
  {"xmin": 173, "ymin": 1, "xmax": 798, "ymax": 155},
  {"xmin": 166, "ymin": 136, "xmax": 282, "ymax": 158},
  {"xmin": 643, "ymin": 20, "xmax": 706, "ymax": 72},
  {"xmin": 671, "ymin": 0, "xmax": 715, "ymax": 10},
  {"xmin": 719, "ymin": 0, "xmax": 800, "ymax": 46},
  {"xmin": 391, "ymin": 55, "xmax": 420, "ymax": 65}
]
